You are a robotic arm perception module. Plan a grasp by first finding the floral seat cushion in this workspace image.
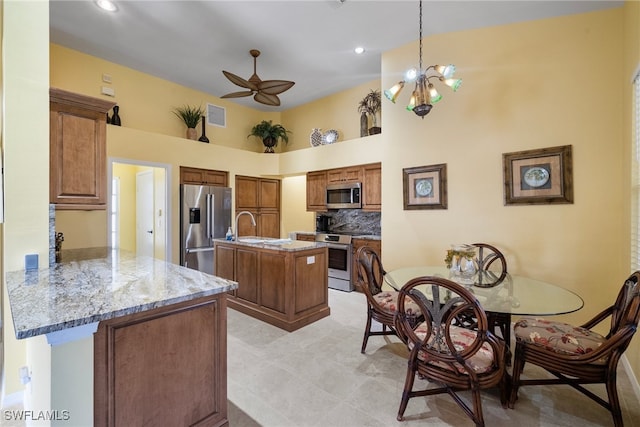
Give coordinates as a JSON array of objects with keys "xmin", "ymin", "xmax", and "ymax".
[
  {"xmin": 514, "ymin": 317, "xmax": 608, "ymax": 364},
  {"xmin": 373, "ymin": 291, "xmax": 421, "ymax": 317},
  {"xmin": 412, "ymin": 322, "xmax": 497, "ymax": 374}
]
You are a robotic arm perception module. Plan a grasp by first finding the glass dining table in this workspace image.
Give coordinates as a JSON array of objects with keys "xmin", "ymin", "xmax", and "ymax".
[{"xmin": 384, "ymin": 266, "xmax": 584, "ymax": 317}]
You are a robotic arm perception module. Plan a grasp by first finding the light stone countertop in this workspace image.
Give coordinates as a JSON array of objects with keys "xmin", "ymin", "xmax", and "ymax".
[
  {"xmin": 6, "ymin": 247, "xmax": 238, "ymax": 339},
  {"xmin": 214, "ymin": 237, "xmax": 327, "ymax": 251}
]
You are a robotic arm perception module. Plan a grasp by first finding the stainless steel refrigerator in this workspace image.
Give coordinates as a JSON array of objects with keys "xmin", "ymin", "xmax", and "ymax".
[{"xmin": 180, "ymin": 184, "xmax": 232, "ymax": 275}]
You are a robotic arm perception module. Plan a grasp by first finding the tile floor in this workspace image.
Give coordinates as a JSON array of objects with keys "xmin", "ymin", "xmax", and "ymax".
[
  {"xmin": 227, "ymin": 288, "xmax": 640, "ymax": 427},
  {"xmin": 2, "ymin": 288, "xmax": 639, "ymax": 426}
]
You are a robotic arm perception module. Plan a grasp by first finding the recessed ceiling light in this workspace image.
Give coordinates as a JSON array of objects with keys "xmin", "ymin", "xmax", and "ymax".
[
  {"xmin": 354, "ymin": 46, "xmax": 365, "ymax": 55},
  {"xmin": 95, "ymin": 0, "xmax": 117, "ymax": 12}
]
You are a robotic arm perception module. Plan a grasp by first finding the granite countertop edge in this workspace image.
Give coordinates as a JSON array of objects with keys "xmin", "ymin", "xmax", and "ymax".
[
  {"xmin": 6, "ymin": 247, "xmax": 238, "ymax": 340},
  {"xmin": 214, "ymin": 237, "xmax": 327, "ymax": 251}
]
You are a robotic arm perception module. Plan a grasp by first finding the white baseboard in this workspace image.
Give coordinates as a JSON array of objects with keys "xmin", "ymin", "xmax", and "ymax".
[
  {"xmin": 1, "ymin": 390, "xmax": 23, "ymax": 409},
  {"xmin": 621, "ymin": 355, "xmax": 640, "ymax": 404}
]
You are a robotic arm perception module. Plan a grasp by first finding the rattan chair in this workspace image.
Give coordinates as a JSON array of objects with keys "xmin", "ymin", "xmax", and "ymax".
[
  {"xmin": 356, "ymin": 246, "xmax": 421, "ymax": 353},
  {"xmin": 509, "ymin": 271, "xmax": 640, "ymax": 427},
  {"xmin": 395, "ymin": 276, "xmax": 509, "ymax": 426},
  {"xmin": 473, "ymin": 243, "xmax": 510, "ymax": 344}
]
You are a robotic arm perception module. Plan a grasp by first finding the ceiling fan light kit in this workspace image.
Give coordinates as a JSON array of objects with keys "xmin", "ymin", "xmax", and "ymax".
[
  {"xmin": 221, "ymin": 49, "xmax": 295, "ymax": 106},
  {"xmin": 384, "ymin": 0, "xmax": 462, "ymax": 118}
]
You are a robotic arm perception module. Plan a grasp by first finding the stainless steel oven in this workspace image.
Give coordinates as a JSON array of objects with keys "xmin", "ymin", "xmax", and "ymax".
[{"xmin": 315, "ymin": 233, "xmax": 354, "ymax": 292}]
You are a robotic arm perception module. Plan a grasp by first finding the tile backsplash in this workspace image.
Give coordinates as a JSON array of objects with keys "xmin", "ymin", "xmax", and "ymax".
[{"xmin": 324, "ymin": 210, "xmax": 381, "ymax": 235}]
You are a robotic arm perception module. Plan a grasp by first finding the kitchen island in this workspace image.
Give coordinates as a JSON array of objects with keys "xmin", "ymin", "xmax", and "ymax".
[
  {"xmin": 214, "ymin": 238, "xmax": 329, "ymax": 331},
  {"xmin": 6, "ymin": 247, "xmax": 237, "ymax": 427}
]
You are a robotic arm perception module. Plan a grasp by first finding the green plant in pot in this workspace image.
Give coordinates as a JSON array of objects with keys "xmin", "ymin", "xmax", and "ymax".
[
  {"xmin": 357, "ymin": 89, "xmax": 382, "ymax": 135},
  {"xmin": 172, "ymin": 105, "xmax": 205, "ymax": 140},
  {"xmin": 248, "ymin": 120, "xmax": 291, "ymax": 153}
]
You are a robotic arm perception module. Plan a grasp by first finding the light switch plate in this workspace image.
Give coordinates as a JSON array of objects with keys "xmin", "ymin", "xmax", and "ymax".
[{"xmin": 25, "ymin": 254, "xmax": 38, "ymax": 270}]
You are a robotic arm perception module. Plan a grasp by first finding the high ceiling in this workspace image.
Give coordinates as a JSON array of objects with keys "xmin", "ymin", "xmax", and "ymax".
[{"xmin": 49, "ymin": 0, "xmax": 622, "ymax": 111}]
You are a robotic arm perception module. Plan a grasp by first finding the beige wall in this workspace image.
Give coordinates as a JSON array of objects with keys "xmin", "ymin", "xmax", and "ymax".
[
  {"xmin": 622, "ymin": 0, "xmax": 640, "ymax": 388},
  {"xmin": 50, "ymin": 43, "xmax": 282, "ymax": 154},
  {"xmin": 2, "ymin": 0, "xmax": 52, "ymax": 408},
  {"xmin": 281, "ymin": 78, "xmax": 381, "ymax": 150}
]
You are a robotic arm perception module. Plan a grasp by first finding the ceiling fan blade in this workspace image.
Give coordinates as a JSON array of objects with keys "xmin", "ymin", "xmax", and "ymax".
[
  {"xmin": 222, "ymin": 70, "xmax": 258, "ymax": 91},
  {"xmin": 258, "ymin": 80, "xmax": 295, "ymax": 96},
  {"xmin": 221, "ymin": 90, "xmax": 254, "ymax": 99},
  {"xmin": 254, "ymin": 92, "xmax": 280, "ymax": 106}
]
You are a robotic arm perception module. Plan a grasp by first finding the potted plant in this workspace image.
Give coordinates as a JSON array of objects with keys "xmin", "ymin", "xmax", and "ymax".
[
  {"xmin": 357, "ymin": 89, "xmax": 382, "ymax": 135},
  {"xmin": 172, "ymin": 105, "xmax": 205, "ymax": 140},
  {"xmin": 247, "ymin": 120, "xmax": 291, "ymax": 153}
]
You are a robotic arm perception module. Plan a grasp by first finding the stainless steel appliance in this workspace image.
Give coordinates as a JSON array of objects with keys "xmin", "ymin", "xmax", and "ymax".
[
  {"xmin": 316, "ymin": 214, "xmax": 330, "ymax": 232},
  {"xmin": 326, "ymin": 182, "xmax": 362, "ymax": 209},
  {"xmin": 180, "ymin": 184, "xmax": 232, "ymax": 275},
  {"xmin": 315, "ymin": 233, "xmax": 354, "ymax": 292}
]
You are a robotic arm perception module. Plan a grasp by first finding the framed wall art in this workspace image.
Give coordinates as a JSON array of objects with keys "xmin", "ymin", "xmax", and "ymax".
[
  {"xmin": 403, "ymin": 163, "xmax": 447, "ymax": 210},
  {"xmin": 502, "ymin": 145, "xmax": 573, "ymax": 205}
]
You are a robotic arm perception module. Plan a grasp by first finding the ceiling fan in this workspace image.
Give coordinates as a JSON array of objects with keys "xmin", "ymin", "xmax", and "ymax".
[{"xmin": 221, "ymin": 49, "xmax": 295, "ymax": 107}]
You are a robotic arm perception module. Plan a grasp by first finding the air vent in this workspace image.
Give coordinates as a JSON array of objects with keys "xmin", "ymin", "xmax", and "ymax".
[{"xmin": 206, "ymin": 103, "xmax": 226, "ymax": 128}]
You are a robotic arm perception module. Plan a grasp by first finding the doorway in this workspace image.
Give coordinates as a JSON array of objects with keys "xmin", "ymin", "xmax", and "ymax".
[{"xmin": 109, "ymin": 159, "xmax": 171, "ymax": 262}]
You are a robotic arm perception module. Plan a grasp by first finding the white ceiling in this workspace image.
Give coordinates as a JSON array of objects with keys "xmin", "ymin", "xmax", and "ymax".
[{"xmin": 49, "ymin": 0, "xmax": 623, "ymax": 111}]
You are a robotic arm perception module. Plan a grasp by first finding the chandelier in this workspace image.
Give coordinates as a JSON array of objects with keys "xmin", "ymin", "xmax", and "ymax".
[{"xmin": 383, "ymin": 0, "xmax": 462, "ymax": 118}]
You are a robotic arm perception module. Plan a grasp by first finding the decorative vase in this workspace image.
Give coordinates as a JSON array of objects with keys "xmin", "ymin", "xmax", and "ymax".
[
  {"xmin": 262, "ymin": 137, "xmax": 277, "ymax": 153},
  {"xmin": 111, "ymin": 105, "xmax": 121, "ymax": 126},
  {"xmin": 198, "ymin": 116, "xmax": 209, "ymax": 143},
  {"xmin": 447, "ymin": 244, "xmax": 477, "ymax": 286},
  {"xmin": 310, "ymin": 128, "xmax": 323, "ymax": 147},
  {"xmin": 359, "ymin": 113, "xmax": 368, "ymax": 137},
  {"xmin": 106, "ymin": 112, "xmax": 111, "ymax": 124},
  {"xmin": 186, "ymin": 128, "xmax": 197, "ymax": 140}
]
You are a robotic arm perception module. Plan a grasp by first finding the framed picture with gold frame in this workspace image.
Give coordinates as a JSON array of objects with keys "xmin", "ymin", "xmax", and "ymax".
[
  {"xmin": 503, "ymin": 145, "xmax": 573, "ymax": 205},
  {"xmin": 403, "ymin": 164, "xmax": 447, "ymax": 210}
]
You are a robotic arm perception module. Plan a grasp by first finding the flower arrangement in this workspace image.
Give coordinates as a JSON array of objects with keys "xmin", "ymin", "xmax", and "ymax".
[{"xmin": 444, "ymin": 244, "xmax": 476, "ymax": 268}]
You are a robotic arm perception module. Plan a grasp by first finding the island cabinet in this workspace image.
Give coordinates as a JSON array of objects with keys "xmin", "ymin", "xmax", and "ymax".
[
  {"xmin": 351, "ymin": 237, "xmax": 382, "ymax": 291},
  {"xmin": 180, "ymin": 166, "xmax": 228, "ymax": 186},
  {"xmin": 235, "ymin": 175, "xmax": 280, "ymax": 238},
  {"xmin": 214, "ymin": 241, "xmax": 330, "ymax": 332},
  {"xmin": 50, "ymin": 88, "xmax": 116, "ymax": 209}
]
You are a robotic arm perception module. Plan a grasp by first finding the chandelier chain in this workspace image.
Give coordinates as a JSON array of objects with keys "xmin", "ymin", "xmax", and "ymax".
[{"xmin": 418, "ymin": 0, "xmax": 423, "ymax": 72}]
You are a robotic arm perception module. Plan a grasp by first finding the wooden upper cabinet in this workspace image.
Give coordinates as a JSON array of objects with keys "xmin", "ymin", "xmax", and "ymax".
[
  {"xmin": 180, "ymin": 166, "xmax": 227, "ymax": 186},
  {"xmin": 235, "ymin": 175, "xmax": 281, "ymax": 238},
  {"xmin": 49, "ymin": 88, "xmax": 115, "ymax": 209},
  {"xmin": 306, "ymin": 170, "xmax": 327, "ymax": 211},
  {"xmin": 326, "ymin": 166, "xmax": 362, "ymax": 184},
  {"xmin": 362, "ymin": 163, "xmax": 382, "ymax": 211}
]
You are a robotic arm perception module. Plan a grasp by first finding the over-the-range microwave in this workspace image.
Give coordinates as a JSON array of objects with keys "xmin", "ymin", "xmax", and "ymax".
[{"xmin": 326, "ymin": 182, "xmax": 362, "ymax": 209}]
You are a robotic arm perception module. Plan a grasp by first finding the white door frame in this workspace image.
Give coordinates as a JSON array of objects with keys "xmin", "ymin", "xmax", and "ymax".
[
  {"xmin": 136, "ymin": 169, "xmax": 155, "ymax": 258},
  {"xmin": 108, "ymin": 157, "xmax": 171, "ymax": 262}
]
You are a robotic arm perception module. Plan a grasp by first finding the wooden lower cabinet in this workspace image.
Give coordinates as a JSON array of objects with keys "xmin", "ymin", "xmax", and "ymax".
[
  {"xmin": 94, "ymin": 294, "xmax": 229, "ymax": 427},
  {"xmin": 351, "ymin": 238, "xmax": 382, "ymax": 290},
  {"xmin": 215, "ymin": 242, "xmax": 329, "ymax": 331},
  {"xmin": 296, "ymin": 233, "xmax": 316, "ymax": 242}
]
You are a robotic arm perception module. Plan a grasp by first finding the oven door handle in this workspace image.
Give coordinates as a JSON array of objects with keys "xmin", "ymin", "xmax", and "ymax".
[{"xmin": 325, "ymin": 243, "xmax": 350, "ymax": 250}]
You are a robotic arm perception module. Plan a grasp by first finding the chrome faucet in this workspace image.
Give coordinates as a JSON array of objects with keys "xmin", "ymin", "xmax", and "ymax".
[{"xmin": 235, "ymin": 210, "xmax": 256, "ymax": 240}]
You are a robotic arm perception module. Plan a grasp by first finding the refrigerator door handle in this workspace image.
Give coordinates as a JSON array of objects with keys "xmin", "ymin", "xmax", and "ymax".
[
  {"xmin": 206, "ymin": 193, "xmax": 212, "ymax": 239},
  {"xmin": 210, "ymin": 193, "xmax": 215, "ymax": 240},
  {"xmin": 185, "ymin": 247, "xmax": 215, "ymax": 253}
]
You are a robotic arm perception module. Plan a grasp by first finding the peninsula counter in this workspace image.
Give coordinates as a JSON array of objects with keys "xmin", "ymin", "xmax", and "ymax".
[{"xmin": 6, "ymin": 247, "xmax": 237, "ymax": 427}]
